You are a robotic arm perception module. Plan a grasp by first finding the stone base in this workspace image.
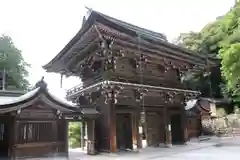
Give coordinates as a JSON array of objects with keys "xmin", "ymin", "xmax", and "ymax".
[
  {"xmin": 165, "ymin": 144, "xmax": 172, "ymax": 148},
  {"xmin": 87, "ymin": 141, "xmax": 97, "ymax": 155}
]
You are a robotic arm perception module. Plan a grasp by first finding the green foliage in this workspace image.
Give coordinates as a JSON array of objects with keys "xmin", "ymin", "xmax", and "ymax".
[
  {"xmin": 174, "ymin": 32, "xmax": 202, "ymax": 52},
  {"xmin": 176, "ymin": 1, "xmax": 240, "ymax": 100},
  {"xmin": 220, "ymin": 43, "xmax": 240, "ymax": 96},
  {"xmin": 68, "ymin": 122, "xmax": 81, "ymax": 148},
  {"xmin": 0, "ymin": 35, "xmax": 30, "ymax": 90}
]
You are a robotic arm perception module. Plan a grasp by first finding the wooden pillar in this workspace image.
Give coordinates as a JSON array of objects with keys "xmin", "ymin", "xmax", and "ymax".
[
  {"xmin": 164, "ymin": 107, "xmax": 172, "ymax": 147},
  {"xmin": 52, "ymin": 121, "xmax": 58, "ymax": 142},
  {"xmin": 143, "ymin": 110, "xmax": 148, "ymax": 148},
  {"xmin": 109, "ymin": 101, "xmax": 117, "ymax": 153},
  {"xmin": 81, "ymin": 121, "xmax": 86, "ymax": 150},
  {"xmin": 63, "ymin": 120, "xmax": 69, "ymax": 157},
  {"xmin": 132, "ymin": 112, "xmax": 140, "ymax": 150},
  {"xmin": 92, "ymin": 120, "xmax": 95, "ymax": 153},
  {"xmin": 87, "ymin": 119, "xmax": 96, "ymax": 155},
  {"xmin": 10, "ymin": 116, "xmax": 17, "ymax": 160},
  {"xmin": 181, "ymin": 107, "xmax": 188, "ymax": 143},
  {"xmin": 11, "ymin": 119, "xmax": 19, "ymax": 159}
]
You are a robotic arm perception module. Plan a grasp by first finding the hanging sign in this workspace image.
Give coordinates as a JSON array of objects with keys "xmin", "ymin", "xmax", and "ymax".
[
  {"xmin": 139, "ymin": 126, "xmax": 143, "ymax": 134},
  {"xmin": 168, "ymin": 124, "xmax": 171, "ymax": 132}
]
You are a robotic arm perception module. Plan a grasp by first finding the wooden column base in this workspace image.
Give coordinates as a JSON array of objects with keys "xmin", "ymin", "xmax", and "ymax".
[
  {"xmin": 165, "ymin": 143, "xmax": 172, "ymax": 148},
  {"xmin": 87, "ymin": 140, "xmax": 96, "ymax": 155},
  {"xmin": 165, "ymin": 130, "xmax": 172, "ymax": 147},
  {"xmin": 87, "ymin": 120, "xmax": 97, "ymax": 155}
]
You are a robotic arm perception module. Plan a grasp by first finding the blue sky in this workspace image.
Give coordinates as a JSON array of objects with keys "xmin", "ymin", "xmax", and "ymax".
[{"xmin": 0, "ymin": 0, "xmax": 235, "ymax": 98}]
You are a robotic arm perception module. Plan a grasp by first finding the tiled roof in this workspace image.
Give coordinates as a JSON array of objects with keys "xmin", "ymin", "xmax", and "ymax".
[
  {"xmin": 92, "ymin": 10, "xmax": 167, "ymax": 41},
  {"xmin": 0, "ymin": 78, "xmax": 75, "ymax": 113},
  {"xmin": 43, "ymin": 9, "xmax": 209, "ymax": 72}
]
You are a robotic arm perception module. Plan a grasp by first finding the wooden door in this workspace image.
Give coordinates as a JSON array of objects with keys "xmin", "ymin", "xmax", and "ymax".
[
  {"xmin": 116, "ymin": 114, "xmax": 132, "ymax": 150},
  {"xmin": 171, "ymin": 114, "xmax": 183, "ymax": 144}
]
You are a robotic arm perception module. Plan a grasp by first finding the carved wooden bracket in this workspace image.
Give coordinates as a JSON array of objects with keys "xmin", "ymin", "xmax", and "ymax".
[
  {"xmin": 99, "ymin": 38, "xmax": 122, "ymax": 71},
  {"xmin": 104, "ymin": 57, "xmax": 115, "ymax": 71},
  {"xmin": 166, "ymin": 91, "xmax": 178, "ymax": 103},
  {"xmin": 132, "ymin": 54, "xmax": 148, "ymax": 69},
  {"xmin": 184, "ymin": 92, "xmax": 199, "ymax": 102},
  {"xmin": 115, "ymin": 49, "xmax": 126, "ymax": 58},
  {"xmin": 133, "ymin": 88, "xmax": 148, "ymax": 102},
  {"xmin": 163, "ymin": 59, "xmax": 174, "ymax": 72},
  {"xmin": 90, "ymin": 91, "xmax": 102, "ymax": 105},
  {"xmin": 101, "ymin": 83, "xmax": 124, "ymax": 104},
  {"xmin": 103, "ymin": 50, "xmax": 126, "ymax": 71},
  {"xmin": 100, "ymin": 37, "xmax": 114, "ymax": 50}
]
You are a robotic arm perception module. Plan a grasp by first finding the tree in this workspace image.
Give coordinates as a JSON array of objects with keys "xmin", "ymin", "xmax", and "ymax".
[
  {"xmin": 68, "ymin": 122, "xmax": 81, "ymax": 148},
  {"xmin": 175, "ymin": 1, "xmax": 240, "ymax": 100},
  {"xmin": 220, "ymin": 44, "xmax": 240, "ymax": 98},
  {"xmin": 0, "ymin": 35, "xmax": 30, "ymax": 90},
  {"xmin": 173, "ymin": 32, "xmax": 202, "ymax": 52}
]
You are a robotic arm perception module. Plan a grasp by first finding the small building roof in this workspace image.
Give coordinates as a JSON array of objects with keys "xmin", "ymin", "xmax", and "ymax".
[
  {"xmin": 185, "ymin": 98, "xmax": 219, "ymax": 117},
  {"xmin": 0, "ymin": 77, "xmax": 76, "ymax": 113},
  {"xmin": 0, "ymin": 77, "xmax": 99, "ymax": 117},
  {"xmin": 185, "ymin": 99, "xmax": 198, "ymax": 110},
  {"xmin": 199, "ymin": 97, "xmax": 231, "ymax": 105}
]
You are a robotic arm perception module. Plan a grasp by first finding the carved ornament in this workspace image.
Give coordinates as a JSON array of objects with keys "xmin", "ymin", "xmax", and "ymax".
[
  {"xmin": 101, "ymin": 82, "xmax": 124, "ymax": 104},
  {"xmin": 132, "ymin": 54, "xmax": 148, "ymax": 69},
  {"xmin": 133, "ymin": 88, "xmax": 148, "ymax": 102},
  {"xmin": 184, "ymin": 92, "xmax": 199, "ymax": 102}
]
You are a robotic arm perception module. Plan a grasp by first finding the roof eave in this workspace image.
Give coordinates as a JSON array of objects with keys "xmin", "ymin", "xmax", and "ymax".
[{"xmin": 43, "ymin": 13, "xmax": 96, "ymax": 72}]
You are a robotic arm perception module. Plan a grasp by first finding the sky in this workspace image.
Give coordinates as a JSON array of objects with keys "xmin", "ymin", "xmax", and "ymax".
[{"xmin": 0, "ymin": 0, "xmax": 235, "ymax": 99}]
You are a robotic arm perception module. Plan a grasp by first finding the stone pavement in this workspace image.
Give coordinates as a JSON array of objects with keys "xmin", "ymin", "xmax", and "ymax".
[{"xmin": 25, "ymin": 136, "xmax": 240, "ymax": 160}]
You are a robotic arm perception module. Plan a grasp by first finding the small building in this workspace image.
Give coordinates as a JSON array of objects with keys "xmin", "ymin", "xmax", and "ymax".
[
  {"xmin": 0, "ymin": 78, "xmax": 78, "ymax": 159},
  {"xmin": 185, "ymin": 97, "xmax": 231, "ymax": 139}
]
